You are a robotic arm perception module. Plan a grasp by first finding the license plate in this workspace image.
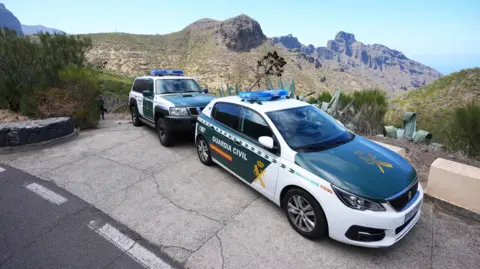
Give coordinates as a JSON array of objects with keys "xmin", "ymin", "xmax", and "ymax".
[{"xmin": 404, "ymin": 201, "xmax": 421, "ymax": 223}]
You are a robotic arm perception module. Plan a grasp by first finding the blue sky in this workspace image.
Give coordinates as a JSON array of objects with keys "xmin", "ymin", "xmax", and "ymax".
[{"xmin": 3, "ymin": 0, "xmax": 479, "ymax": 74}]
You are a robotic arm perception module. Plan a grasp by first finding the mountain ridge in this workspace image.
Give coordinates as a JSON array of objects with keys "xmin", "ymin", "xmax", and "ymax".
[
  {"xmin": 22, "ymin": 24, "xmax": 65, "ymax": 35},
  {"xmin": 84, "ymin": 14, "xmax": 442, "ymax": 96},
  {"xmin": 271, "ymin": 31, "xmax": 442, "ymax": 94}
]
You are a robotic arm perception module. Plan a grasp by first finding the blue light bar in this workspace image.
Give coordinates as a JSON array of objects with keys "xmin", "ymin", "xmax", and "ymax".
[
  {"xmin": 151, "ymin": 69, "xmax": 184, "ymax": 76},
  {"xmin": 238, "ymin": 89, "xmax": 289, "ymax": 101}
]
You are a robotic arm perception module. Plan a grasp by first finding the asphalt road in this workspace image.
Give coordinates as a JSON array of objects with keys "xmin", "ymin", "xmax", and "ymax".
[{"xmin": 0, "ymin": 165, "xmax": 176, "ymax": 269}]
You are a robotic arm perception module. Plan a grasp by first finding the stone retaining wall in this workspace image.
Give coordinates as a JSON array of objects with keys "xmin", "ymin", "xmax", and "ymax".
[
  {"xmin": 426, "ymin": 158, "xmax": 480, "ymax": 214},
  {"xmin": 0, "ymin": 117, "xmax": 75, "ymax": 147}
]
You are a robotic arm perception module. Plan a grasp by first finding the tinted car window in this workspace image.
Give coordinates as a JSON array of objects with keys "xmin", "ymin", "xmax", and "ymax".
[
  {"xmin": 213, "ymin": 103, "xmax": 241, "ymax": 130},
  {"xmin": 156, "ymin": 79, "xmax": 202, "ymax": 94},
  {"xmin": 132, "ymin": 79, "xmax": 143, "ymax": 93},
  {"xmin": 146, "ymin": 79, "xmax": 154, "ymax": 92},
  {"xmin": 239, "ymin": 108, "xmax": 272, "ymax": 141},
  {"xmin": 266, "ymin": 105, "xmax": 353, "ymax": 151}
]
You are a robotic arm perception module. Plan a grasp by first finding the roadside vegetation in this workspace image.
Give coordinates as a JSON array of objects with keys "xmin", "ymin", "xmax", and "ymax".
[
  {"xmin": 0, "ymin": 28, "xmax": 131, "ymax": 129},
  {"xmin": 386, "ymin": 68, "xmax": 480, "ymax": 158}
]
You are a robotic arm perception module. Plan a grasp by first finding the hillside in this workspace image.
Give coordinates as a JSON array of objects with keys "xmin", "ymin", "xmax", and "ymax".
[
  {"xmin": 0, "ymin": 3, "xmax": 23, "ymax": 35},
  {"xmin": 272, "ymin": 32, "xmax": 442, "ymax": 96},
  {"xmin": 86, "ymin": 15, "xmax": 400, "ymax": 96},
  {"xmin": 385, "ymin": 68, "xmax": 480, "ymax": 141}
]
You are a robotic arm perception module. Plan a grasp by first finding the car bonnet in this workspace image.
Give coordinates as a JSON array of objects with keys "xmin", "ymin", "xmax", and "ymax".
[
  {"xmin": 161, "ymin": 93, "xmax": 216, "ymax": 107},
  {"xmin": 294, "ymin": 135, "xmax": 417, "ymax": 201}
]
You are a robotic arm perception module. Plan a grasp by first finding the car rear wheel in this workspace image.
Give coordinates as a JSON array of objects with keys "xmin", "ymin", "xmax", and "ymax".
[
  {"xmin": 156, "ymin": 118, "xmax": 173, "ymax": 147},
  {"xmin": 196, "ymin": 136, "xmax": 213, "ymax": 166},
  {"xmin": 282, "ymin": 188, "xmax": 328, "ymax": 240},
  {"xmin": 131, "ymin": 105, "xmax": 142, "ymax": 127}
]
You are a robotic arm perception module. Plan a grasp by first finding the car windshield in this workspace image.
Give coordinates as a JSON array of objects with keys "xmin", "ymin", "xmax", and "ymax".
[
  {"xmin": 266, "ymin": 105, "xmax": 354, "ymax": 151},
  {"xmin": 156, "ymin": 79, "xmax": 202, "ymax": 94}
]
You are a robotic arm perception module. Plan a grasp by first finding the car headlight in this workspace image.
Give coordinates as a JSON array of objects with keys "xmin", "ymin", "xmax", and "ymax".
[
  {"xmin": 169, "ymin": 107, "xmax": 188, "ymax": 116},
  {"xmin": 331, "ymin": 185, "xmax": 385, "ymax": 212}
]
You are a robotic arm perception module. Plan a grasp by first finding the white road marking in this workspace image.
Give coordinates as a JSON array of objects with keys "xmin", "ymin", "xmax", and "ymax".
[
  {"xmin": 0, "ymin": 167, "xmax": 5, "ymax": 172},
  {"xmin": 25, "ymin": 183, "xmax": 68, "ymax": 205},
  {"xmin": 89, "ymin": 222, "xmax": 172, "ymax": 269}
]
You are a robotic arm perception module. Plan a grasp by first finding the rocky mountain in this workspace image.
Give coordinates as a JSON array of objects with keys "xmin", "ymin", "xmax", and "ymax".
[
  {"xmin": 272, "ymin": 31, "xmax": 442, "ymax": 95},
  {"xmin": 86, "ymin": 14, "xmax": 440, "ymax": 97},
  {"xmin": 0, "ymin": 3, "xmax": 23, "ymax": 35},
  {"xmin": 22, "ymin": 25, "xmax": 65, "ymax": 35}
]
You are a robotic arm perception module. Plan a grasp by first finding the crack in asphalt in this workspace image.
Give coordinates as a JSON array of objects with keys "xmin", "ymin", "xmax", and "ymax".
[
  {"xmin": 162, "ymin": 245, "xmax": 193, "ymax": 254},
  {"xmin": 185, "ymin": 195, "xmax": 261, "ymax": 266},
  {"xmin": 0, "ymin": 206, "xmax": 89, "ymax": 267},
  {"xmin": 152, "ymin": 177, "xmax": 224, "ymax": 225},
  {"xmin": 36, "ymin": 133, "xmax": 146, "ymax": 179},
  {"xmin": 101, "ymin": 243, "xmax": 137, "ymax": 269},
  {"xmin": 95, "ymin": 154, "xmax": 145, "ymax": 173},
  {"xmin": 216, "ymin": 234, "xmax": 225, "ymax": 269},
  {"xmin": 94, "ymin": 169, "xmax": 153, "ymax": 212}
]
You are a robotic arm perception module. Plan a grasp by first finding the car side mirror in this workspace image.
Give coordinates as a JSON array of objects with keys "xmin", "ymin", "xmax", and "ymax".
[
  {"xmin": 202, "ymin": 88, "xmax": 209, "ymax": 94},
  {"xmin": 258, "ymin": 136, "xmax": 274, "ymax": 149},
  {"xmin": 142, "ymin": 90, "xmax": 153, "ymax": 97}
]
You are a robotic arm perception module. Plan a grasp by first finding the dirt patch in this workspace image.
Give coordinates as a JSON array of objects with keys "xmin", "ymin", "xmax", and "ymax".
[
  {"xmin": 369, "ymin": 135, "xmax": 480, "ymax": 186},
  {"xmin": 104, "ymin": 112, "xmax": 130, "ymax": 121},
  {"xmin": 0, "ymin": 109, "xmax": 30, "ymax": 124}
]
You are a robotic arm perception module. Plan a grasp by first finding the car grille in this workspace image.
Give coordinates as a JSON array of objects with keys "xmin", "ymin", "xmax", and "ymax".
[
  {"xmin": 188, "ymin": 107, "xmax": 205, "ymax": 116},
  {"xmin": 387, "ymin": 180, "xmax": 419, "ymax": 211}
]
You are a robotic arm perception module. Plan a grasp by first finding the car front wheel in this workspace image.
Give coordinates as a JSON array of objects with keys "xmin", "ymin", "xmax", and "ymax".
[
  {"xmin": 131, "ymin": 105, "xmax": 142, "ymax": 127},
  {"xmin": 282, "ymin": 188, "xmax": 328, "ymax": 240},
  {"xmin": 156, "ymin": 118, "xmax": 173, "ymax": 147},
  {"xmin": 196, "ymin": 136, "xmax": 213, "ymax": 166}
]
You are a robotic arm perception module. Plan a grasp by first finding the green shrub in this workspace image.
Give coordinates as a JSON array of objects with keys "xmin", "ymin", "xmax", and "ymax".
[
  {"xmin": 74, "ymin": 108, "xmax": 100, "ymax": 129},
  {"xmin": 307, "ymin": 96, "xmax": 316, "ymax": 104},
  {"xmin": 0, "ymin": 29, "xmax": 98, "ymax": 129},
  {"xmin": 351, "ymin": 89, "xmax": 388, "ymax": 135},
  {"xmin": 339, "ymin": 92, "xmax": 354, "ymax": 109},
  {"xmin": 445, "ymin": 102, "xmax": 480, "ymax": 158},
  {"xmin": 317, "ymin": 92, "xmax": 332, "ymax": 103}
]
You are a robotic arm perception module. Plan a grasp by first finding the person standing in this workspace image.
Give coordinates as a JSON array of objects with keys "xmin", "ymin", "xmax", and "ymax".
[{"xmin": 99, "ymin": 97, "xmax": 107, "ymax": 120}]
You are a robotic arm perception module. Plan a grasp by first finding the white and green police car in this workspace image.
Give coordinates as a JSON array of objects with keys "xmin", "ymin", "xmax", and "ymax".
[
  {"xmin": 194, "ymin": 89, "xmax": 423, "ymax": 247},
  {"xmin": 129, "ymin": 70, "xmax": 216, "ymax": 146}
]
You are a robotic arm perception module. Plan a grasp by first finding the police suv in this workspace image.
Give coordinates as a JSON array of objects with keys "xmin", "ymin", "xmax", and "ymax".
[
  {"xmin": 129, "ymin": 70, "xmax": 216, "ymax": 146},
  {"xmin": 194, "ymin": 89, "xmax": 423, "ymax": 247}
]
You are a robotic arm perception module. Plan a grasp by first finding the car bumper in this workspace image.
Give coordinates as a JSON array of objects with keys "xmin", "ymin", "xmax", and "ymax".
[
  {"xmin": 164, "ymin": 115, "xmax": 198, "ymax": 132},
  {"xmin": 327, "ymin": 184, "xmax": 424, "ymax": 248}
]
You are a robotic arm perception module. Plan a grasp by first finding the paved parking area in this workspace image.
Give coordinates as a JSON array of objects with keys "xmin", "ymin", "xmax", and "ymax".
[{"xmin": 1, "ymin": 122, "xmax": 479, "ymax": 269}]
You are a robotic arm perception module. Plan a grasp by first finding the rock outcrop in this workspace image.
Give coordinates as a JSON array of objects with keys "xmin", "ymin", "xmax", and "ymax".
[
  {"xmin": 0, "ymin": 3, "xmax": 23, "ymax": 35},
  {"xmin": 272, "ymin": 34, "xmax": 302, "ymax": 50},
  {"xmin": 216, "ymin": 14, "xmax": 266, "ymax": 52},
  {"xmin": 272, "ymin": 31, "xmax": 442, "ymax": 94}
]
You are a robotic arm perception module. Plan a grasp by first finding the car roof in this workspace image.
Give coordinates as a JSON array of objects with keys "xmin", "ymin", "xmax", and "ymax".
[
  {"xmin": 135, "ymin": 76, "xmax": 195, "ymax": 80},
  {"xmin": 213, "ymin": 95, "xmax": 310, "ymax": 113}
]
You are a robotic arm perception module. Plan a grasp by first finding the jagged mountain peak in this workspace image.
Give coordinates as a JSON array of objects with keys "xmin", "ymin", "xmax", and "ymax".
[
  {"xmin": 216, "ymin": 14, "xmax": 266, "ymax": 52},
  {"xmin": 335, "ymin": 31, "xmax": 356, "ymax": 44},
  {"xmin": 271, "ymin": 31, "xmax": 441, "ymax": 94}
]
